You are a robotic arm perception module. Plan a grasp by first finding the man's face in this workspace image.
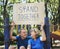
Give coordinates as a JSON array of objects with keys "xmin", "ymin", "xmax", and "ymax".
[{"xmin": 20, "ymin": 29, "xmax": 27, "ymax": 39}]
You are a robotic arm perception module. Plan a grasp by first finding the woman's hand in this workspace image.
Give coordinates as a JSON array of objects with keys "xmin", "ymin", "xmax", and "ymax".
[{"xmin": 40, "ymin": 24, "xmax": 46, "ymax": 41}]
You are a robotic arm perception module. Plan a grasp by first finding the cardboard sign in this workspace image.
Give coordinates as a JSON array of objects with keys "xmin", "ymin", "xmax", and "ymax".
[{"xmin": 13, "ymin": 2, "xmax": 45, "ymax": 25}]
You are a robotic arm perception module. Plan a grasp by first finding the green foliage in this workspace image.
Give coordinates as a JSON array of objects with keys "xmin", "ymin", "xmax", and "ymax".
[
  {"xmin": 0, "ymin": 28, "xmax": 4, "ymax": 41},
  {"xmin": 47, "ymin": 0, "xmax": 60, "ymax": 25}
]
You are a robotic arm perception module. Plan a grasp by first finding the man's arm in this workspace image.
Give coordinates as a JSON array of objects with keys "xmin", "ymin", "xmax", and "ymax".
[{"xmin": 10, "ymin": 22, "xmax": 16, "ymax": 40}]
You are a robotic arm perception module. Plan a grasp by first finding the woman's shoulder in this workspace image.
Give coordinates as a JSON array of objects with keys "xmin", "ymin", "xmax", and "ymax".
[{"xmin": 28, "ymin": 38, "xmax": 34, "ymax": 42}]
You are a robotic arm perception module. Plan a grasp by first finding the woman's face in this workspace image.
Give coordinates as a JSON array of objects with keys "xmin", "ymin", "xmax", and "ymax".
[{"xmin": 31, "ymin": 31, "xmax": 37, "ymax": 39}]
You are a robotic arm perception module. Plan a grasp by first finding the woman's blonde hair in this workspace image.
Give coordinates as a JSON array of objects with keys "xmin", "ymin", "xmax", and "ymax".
[{"xmin": 30, "ymin": 28, "xmax": 40, "ymax": 36}]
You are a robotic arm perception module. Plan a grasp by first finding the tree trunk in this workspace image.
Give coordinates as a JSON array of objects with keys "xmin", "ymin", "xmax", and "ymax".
[
  {"xmin": 58, "ymin": 0, "xmax": 60, "ymax": 25},
  {"xmin": 44, "ymin": 0, "xmax": 51, "ymax": 49},
  {"xmin": 3, "ymin": 0, "xmax": 10, "ymax": 49}
]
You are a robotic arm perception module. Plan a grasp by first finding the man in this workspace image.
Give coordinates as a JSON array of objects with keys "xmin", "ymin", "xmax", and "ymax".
[{"xmin": 10, "ymin": 22, "xmax": 30, "ymax": 49}]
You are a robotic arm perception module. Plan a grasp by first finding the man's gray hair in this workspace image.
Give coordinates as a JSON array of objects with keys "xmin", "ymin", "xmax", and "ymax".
[{"xmin": 18, "ymin": 28, "xmax": 27, "ymax": 33}]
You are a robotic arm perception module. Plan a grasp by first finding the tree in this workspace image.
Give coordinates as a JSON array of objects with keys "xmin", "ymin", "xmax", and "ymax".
[
  {"xmin": 58, "ymin": 0, "xmax": 60, "ymax": 25},
  {"xmin": 3, "ymin": 0, "xmax": 10, "ymax": 49},
  {"xmin": 47, "ymin": 0, "xmax": 59, "ymax": 25}
]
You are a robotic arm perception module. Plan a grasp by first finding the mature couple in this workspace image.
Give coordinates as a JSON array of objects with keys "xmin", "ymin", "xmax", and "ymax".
[{"xmin": 9, "ymin": 22, "xmax": 46, "ymax": 49}]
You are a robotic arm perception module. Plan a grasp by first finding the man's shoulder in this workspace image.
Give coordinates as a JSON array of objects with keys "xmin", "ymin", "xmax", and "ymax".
[{"xmin": 16, "ymin": 35, "xmax": 21, "ymax": 39}]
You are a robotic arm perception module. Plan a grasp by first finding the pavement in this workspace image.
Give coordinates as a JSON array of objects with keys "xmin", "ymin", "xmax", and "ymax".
[
  {"xmin": 0, "ymin": 45, "xmax": 60, "ymax": 49},
  {"xmin": 52, "ymin": 48, "xmax": 60, "ymax": 49},
  {"xmin": 51, "ymin": 47, "xmax": 60, "ymax": 49}
]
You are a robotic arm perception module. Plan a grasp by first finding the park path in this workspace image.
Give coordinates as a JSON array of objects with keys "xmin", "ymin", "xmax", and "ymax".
[{"xmin": 0, "ymin": 45, "xmax": 60, "ymax": 49}]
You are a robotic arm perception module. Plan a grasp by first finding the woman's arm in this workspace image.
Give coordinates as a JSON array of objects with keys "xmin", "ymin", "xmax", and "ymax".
[
  {"xmin": 27, "ymin": 45, "xmax": 31, "ymax": 49},
  {"xmin": 40, "ymin": 25, "xmax": 46, "ymax": 41},
  {"xmin": 27, "ymin": 39, "xmax": 31, "ymax": 49}
]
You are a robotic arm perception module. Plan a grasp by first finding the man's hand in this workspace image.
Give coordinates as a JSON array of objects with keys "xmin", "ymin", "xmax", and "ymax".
[
  {"xmin": 10, "ymin": 21, "xmax": 15, "ymax": 29},
  {"xmin": 10, "ymin": 21, "xmax": 16, "ymax": 40}
]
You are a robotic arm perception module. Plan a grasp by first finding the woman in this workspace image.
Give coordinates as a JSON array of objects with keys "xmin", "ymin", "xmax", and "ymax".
[{"xmin": 27, "ymin": 25, "xmax": 46, "ymax": 49}]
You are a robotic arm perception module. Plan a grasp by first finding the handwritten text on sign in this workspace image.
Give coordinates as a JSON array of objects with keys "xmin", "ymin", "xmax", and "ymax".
[{"xmin": 13, "ymin": 3, "xmax": 45, "ymax": 25}]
